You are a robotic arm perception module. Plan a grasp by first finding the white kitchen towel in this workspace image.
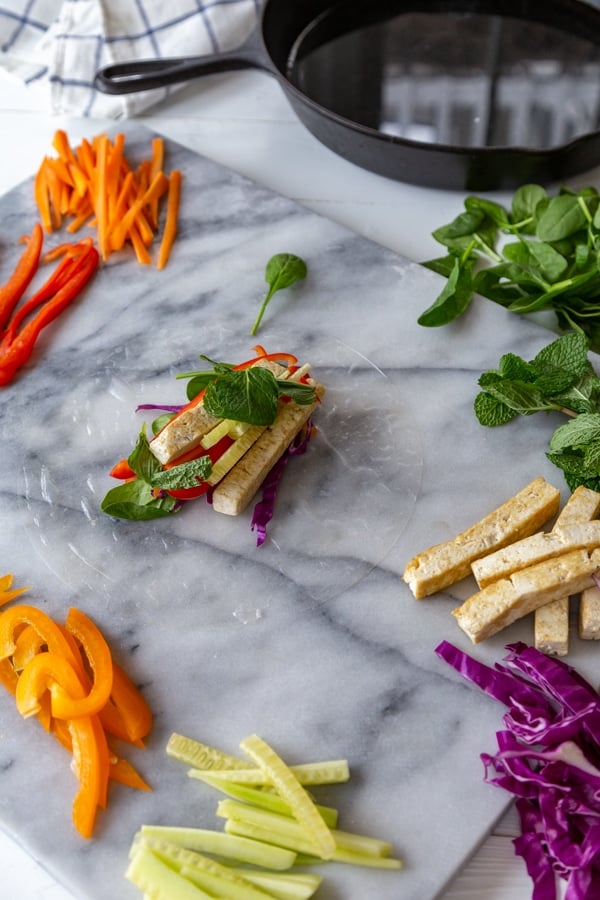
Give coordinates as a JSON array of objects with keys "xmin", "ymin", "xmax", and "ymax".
[{"xmin": 0, "ymin": 0, "xmax": 259, "ymax": 118}]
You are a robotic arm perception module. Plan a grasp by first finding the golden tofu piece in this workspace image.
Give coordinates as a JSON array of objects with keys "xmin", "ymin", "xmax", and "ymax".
[{"xmin": 402, "ymin": 477, "xmax": 561, "ymax": 599}]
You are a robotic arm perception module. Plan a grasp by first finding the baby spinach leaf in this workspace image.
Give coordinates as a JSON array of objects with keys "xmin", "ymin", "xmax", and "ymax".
[
  {"xmin": 101, "ymin": 479, "xmax": 178, "ymax": 520},
  {"xmin": 419, "ymin": 183, "xmax": 600, "ymax": 350},
  {"xmin": 535, "ymin": 194, "xmax": 588, "ymax": 242},
  {"xmin": 417, "ymin": 254, "xmax": 475, "ymax": 326},
  {"xmin": 511, "ymin": 184, "xmax": 548, "ymax": 231},
  {"xmin": 250, "ymin": 253, "xmax": 307, "ymax": 335}
]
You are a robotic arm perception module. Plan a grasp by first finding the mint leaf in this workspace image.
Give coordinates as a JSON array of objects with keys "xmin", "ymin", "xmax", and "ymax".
[
  {"xmin": 549, "ymin": 413, "xmax": 600, "ymax": 453},
  {"xmin": 203, "ymin": 366, "xmax": 280, "ymax": 425},
  {"xmin": 532, "ymin": 331, "xmax": 590, "ymax": 377},
  {"xmin": 478, "ymin": 380, "xmax": 555, "ymax": 415},
  {"xmin": 150, "ymin": 455, "xmax": 212, "ymax": 490},
  {"xmin": 474, "ymin": 391, "xmax": 518, "ymax": 426}
]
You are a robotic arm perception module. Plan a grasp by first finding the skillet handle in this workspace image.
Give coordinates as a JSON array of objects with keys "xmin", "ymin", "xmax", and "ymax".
[{"xmin": 95, "ymin": 30, "xmax": 269, "ymax": 95}]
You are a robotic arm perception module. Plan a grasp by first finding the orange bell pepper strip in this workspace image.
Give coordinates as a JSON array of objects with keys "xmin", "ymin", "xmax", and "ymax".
[
  {"xmin": 0, "ymin": 604, "xmax": 81, "ymax": 671},
  {"xmin": 109, "ymin": 756, "xmax": 151, "ymax": 792},
  {"xmin": 15, "ymin": 650, "xmax": 86, "ymax": 719},
  {"xmin": 0, "ymin": 223, "xmax": 43, "ymax": 332},
  {"xmin": 46, "ymin": 607, "xmax": 113, "ymax": 720},
  {"xmin": 0, "ymin": 573, "xmax": 29, "ymax": 608},
  {"xmin": 98, "ymin": 661, "xmax": 152, "ymax": 746},
  {"xmin": 69, "ymin": 712, "xmax": 109, "ymax": 838}
]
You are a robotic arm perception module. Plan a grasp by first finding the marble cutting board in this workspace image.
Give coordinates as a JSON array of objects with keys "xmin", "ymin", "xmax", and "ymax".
[{"xmin": 1, "ymin": 124, "xmax": 598, "ymax": 900}]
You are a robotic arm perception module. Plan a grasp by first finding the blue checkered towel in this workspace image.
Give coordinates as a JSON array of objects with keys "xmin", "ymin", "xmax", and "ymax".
[{"xmin": 0, "ymin": 0, "xmax": 259, "ymax": 117}]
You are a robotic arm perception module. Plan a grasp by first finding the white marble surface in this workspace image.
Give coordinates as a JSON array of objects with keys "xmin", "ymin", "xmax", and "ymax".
[{"xmin": 0, "ymin": 69, "xmax": 592, "ymax": 900}]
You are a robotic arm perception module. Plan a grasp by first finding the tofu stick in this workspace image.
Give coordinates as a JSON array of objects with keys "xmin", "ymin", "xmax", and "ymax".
[
  {"xmin": 402, "ymin": 477, "xmax": 560, "ymax": 599},
  {"xmin": 579, "ymin": 585, "xmax": 600, "ymax": 639},
  {"xmin": 453, "ymin": 547, "xmax": 600, "ymax": 643},
  {"xmin": 534, "ymin": 486, "xmax": 600, "ymax": 656}
]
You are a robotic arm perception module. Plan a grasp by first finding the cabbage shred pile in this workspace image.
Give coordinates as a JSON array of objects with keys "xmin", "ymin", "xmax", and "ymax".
[{"xmin": 436, "ymin": 640, "xmax": 600, "ymax": 899}]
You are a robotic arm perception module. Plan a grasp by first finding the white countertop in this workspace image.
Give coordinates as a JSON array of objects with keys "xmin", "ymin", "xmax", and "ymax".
[{"xmin": 0, "ymin": 67, "xmax": 581, "ymax": 900}]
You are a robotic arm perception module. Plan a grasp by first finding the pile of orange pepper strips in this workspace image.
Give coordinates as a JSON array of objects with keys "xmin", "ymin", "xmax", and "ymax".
[
  {"xmin": 0, "ymin": 130, "xmax": 181, "ymax": 386},
  {"xmin": 0, "ymin": 575, "xmax": 152, "ymax": 838}
]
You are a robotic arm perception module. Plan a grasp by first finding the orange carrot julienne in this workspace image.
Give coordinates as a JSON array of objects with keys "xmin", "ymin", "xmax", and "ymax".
[
  {"xmin": 157, "ymin": 169, "xmax": 181, "ymax": 270},
  {"xmin": 34, "ymin": 130, "xmax": 182, "ymax": 267}
]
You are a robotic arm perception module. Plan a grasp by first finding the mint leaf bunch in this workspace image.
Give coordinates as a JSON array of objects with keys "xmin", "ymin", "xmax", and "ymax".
[
  {"xmin": 475, "ymin": 331, "xmax": 600, "ymax": 491},
  {"xmin": 420, "ymin": 184, "xmax": 600, "ymax": 352}
]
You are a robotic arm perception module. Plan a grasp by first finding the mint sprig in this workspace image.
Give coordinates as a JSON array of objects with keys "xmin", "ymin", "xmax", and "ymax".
[{"xmin": 475, "ymin": 331, "xmax": 600, "ymax": 490}]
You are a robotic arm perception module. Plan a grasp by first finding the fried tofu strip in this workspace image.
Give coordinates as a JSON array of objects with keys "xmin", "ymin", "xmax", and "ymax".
[
  {"xmin": 402, "ymin": 477, "xmax": 561, "ymax": 599},
  {"xmin": 471, "ymin": 522, "xmax": 600, "ymax": 589},
  {"xmin": 579, "ymin": 586, "xmax": 600, "ymax": 639},
  {"xmin": 453, "ymin": 547, "xmax": 600, "ymax": 643},
  {"xmin": 211, "ymin": 382, "xmax": 324, "ymax": 516},
  {"xmin": 533, "ymin": 486, "xmax": 600, "ymax": 656}
]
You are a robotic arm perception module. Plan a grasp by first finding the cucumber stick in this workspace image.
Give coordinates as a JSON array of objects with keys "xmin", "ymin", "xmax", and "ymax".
[
  {"xmin": 189, "ymin": 771, "xmax": 338, "ymax": 827},
  {"xmin": 240, "ymin": 734, "xmax": 336, "ymax": 860},
  {"xmin": 125, "ymin": 844, "xmax": 212, "ymax": 899},
  {"xmin": 231, "ymin": 871, "xmax": 323, "ymax": 900},
  {"xmin": 217, "ymin": 799, "xmax": 392, "ymax": 858},
  {"xmin": 195, "ymin": 760, "xmax": 350, "ymax": 786},
  {"xmin": 166, "ymin": 733, "xmax": 248, "ymax": 771},
  {"xmin": 140, "ymin": 825, "xmax": 296, "ymax": 870}
]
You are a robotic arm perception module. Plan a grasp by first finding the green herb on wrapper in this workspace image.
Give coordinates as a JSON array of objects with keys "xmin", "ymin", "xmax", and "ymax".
[
  {"xmin": 474, "ymin": 330, "xmax": 600, "ymax": 491},
  {"xmin": 419, "ymin": 184, "xmax": 600, "ymax": 352}
]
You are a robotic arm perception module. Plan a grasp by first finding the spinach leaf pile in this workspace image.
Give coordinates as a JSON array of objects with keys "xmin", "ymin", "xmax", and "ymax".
[{"xmin": 420, "ymin": 184, "xmax": 600, "ymax": 352}]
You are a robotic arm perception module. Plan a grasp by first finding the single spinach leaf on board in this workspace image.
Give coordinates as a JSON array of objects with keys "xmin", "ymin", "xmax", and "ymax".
[
  {"xmin": 250, "ymin": 253, "xmax": 307, "ymax": 335},
  {"xmin": 417, "ymin": 254, "xmax": 475, "ymax": 326}
]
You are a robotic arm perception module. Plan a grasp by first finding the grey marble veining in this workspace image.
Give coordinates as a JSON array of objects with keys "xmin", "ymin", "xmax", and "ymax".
[{"xmin": 0, "ymin": 125, "xmax": 596, "ymax": 900}]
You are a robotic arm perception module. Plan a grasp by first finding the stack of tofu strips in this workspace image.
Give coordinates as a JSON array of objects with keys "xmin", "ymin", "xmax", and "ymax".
[{"xmin": 402, "ymin": 477, "xmax": 600, "ymax": 656}]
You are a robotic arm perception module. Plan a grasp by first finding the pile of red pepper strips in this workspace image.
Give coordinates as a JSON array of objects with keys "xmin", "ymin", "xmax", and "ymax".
[{"xmin": 0, "ymin": 223, "xmax": 99, "ymax": 386}]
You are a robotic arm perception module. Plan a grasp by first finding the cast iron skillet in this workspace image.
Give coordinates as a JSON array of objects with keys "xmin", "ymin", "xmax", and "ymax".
[{"xmin": 95, "ymin": 0, "xmax": 600, "ymax": 191}]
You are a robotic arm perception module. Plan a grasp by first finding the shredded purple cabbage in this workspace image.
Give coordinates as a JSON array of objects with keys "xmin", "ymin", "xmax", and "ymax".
[
  {"xmin": 136, "ymin": 403, "xmax": 183, "ymax": 413},
  {"xmin": 250, "ymin": 419, "xmax": 313, "ymax": 547},
  {"xmin": 436, "ymin": 640, "xmax": 600, "ymax": 899}
]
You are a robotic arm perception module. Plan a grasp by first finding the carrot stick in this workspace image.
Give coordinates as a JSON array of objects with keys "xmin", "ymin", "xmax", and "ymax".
[
  {"xmin": 108, "ymin": 172, "xmax": 169, "ymax": 251},
  {"xmin": 157, "ymin": 169, "xmax": 181, "ymax": 270}
]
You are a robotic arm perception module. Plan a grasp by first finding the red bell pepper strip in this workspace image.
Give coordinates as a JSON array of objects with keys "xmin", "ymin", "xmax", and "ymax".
[
  {"xmin": 4, "ymin": 242, "xmax": 92, "ymax": 338},
  {"xmin": 0, "ymin": 224, "xmax": 43, "ymax": 332},
  {"xmin": 0, "ymin": 243, "xmax": 99, "ymax": 386}
]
